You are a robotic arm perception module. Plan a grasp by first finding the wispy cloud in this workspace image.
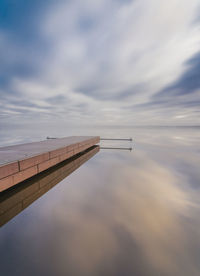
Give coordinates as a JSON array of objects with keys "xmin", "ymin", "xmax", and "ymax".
[{"xmin": 0, "ymin": 0, "xmax": 200, "ymax": 126}]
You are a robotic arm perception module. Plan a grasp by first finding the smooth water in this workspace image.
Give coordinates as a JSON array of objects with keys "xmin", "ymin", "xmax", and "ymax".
[{"xmin": 1, "ymin": 127, "xmax": 200, "ymax": 276}]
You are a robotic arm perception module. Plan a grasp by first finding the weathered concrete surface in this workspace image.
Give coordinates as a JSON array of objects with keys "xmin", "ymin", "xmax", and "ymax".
[
  {"xmin": 0, "ymin": 146, "xmax": 100, "ymax": 227},
  {"xmin": 0, "ymin": 136, "xmax": 100, "ymax": 192}
]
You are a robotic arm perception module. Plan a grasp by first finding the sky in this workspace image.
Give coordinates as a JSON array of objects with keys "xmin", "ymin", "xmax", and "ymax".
[{"xmin": 0, "ymin": 0, "xmax": 200, "ymax": 127}]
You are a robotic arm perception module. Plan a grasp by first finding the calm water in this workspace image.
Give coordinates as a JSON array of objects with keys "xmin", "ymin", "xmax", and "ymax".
[{"xmin": 1, "ymin": 127, "xmax": 200, "ymax": 276}]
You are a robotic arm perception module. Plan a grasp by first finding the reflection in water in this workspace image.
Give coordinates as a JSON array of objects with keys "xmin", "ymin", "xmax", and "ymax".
[
  {"xmin": 44, "ymin": 155, "xmax": 197, "ymax": 276},
  {"xmin": 1, "ymin": 128, "xmax": 200, "ymax": 276},
  {"xmin": 0, "ymin": 146, "xmax": 99, "ymax": 227}
]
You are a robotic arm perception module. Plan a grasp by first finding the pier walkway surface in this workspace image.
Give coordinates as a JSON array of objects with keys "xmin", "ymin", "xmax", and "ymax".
[{"xmin": 0, "ymin": 136, "xmax": 100, "ymax": 192}]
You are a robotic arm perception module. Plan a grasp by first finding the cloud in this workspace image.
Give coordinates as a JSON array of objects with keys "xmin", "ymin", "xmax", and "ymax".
[
  {"xmin": 155, "ymin": 52, "xmax": 200, "ymax": 97},
  {"xmin": 0, "ymin": 0, "xmax": 200, "ymax": 126}
]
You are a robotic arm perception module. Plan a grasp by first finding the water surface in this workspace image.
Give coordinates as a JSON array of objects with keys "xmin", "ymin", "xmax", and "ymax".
[{"xmin": 1, "ymin": 127, "xmax": 200, "ymax": 276}]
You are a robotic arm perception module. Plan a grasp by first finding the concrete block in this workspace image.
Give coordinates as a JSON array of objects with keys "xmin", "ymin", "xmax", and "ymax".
[
  {"xmin": 13, "ymin": 166, "xmax": 38, "ymax": 185},
  {"xmin": 0, "ymin": 176, "xmax": 13, "ymax": 192},
  {"xmin": 0, "ymin": 162, "xmax": 19, "ymax": 180},
  {"xmin": 38, "ymin": 157, "xmax": 60, "ymax": 173},
  {"xmin": 49, "ymin": 147, "xmax": 66, "ymax": 159},
  {"xmin": 19, "ymin": 152, "xmax": 49, "ymax": 170},
  {"xmin": 59, "ymin": 151, "xmax": 71, "ymax": 162}
]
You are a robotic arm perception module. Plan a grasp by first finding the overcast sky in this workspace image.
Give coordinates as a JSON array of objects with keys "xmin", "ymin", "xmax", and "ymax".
[{"xmin": 0, "ymin": 0, "xmax": 200, "ymax": 127}]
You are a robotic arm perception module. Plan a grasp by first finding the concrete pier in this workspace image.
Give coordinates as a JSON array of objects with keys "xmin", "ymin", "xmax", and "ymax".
[
  {"xmin": 0, "ymin": 146, "xmax": 99, "ymax": 227},
  {"xmin": 0, "ymin": 136, "xmax": 100, "ymax": 192}
]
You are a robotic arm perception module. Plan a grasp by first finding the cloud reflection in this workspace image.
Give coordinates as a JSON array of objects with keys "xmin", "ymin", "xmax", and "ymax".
[{"xmin": 21, "ymin": 151, "xmax": 199, "ymax": 275}]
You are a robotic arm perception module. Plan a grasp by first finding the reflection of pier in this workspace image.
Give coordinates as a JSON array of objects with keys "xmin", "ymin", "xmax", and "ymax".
[{"xmin": 0, "ymin": 146, "xmax": 99, "ymax": 227}]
